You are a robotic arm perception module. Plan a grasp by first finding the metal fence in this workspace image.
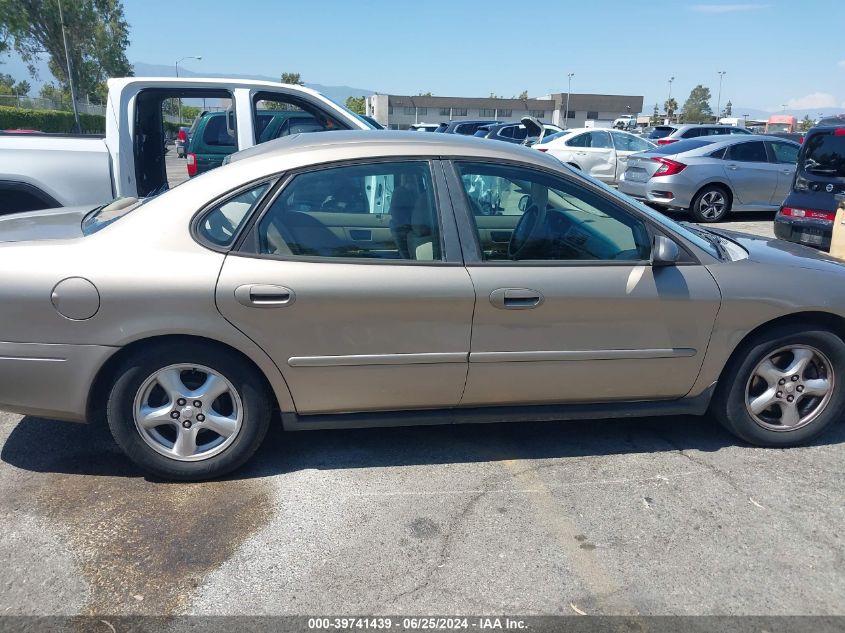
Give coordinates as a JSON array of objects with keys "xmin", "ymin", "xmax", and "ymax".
[{"xmin": 0, "ymin": 94, "xmax": 106, "ymax": 116}]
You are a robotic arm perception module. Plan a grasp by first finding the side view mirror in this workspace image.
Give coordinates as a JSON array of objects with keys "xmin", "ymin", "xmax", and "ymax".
[{"xmin": 652, "ymin": 235, "xmax": 681, "ymax": 266}]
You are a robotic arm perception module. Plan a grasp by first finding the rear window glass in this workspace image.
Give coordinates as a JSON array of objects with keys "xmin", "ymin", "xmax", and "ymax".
[
  {"xmin": 648, "ymin": 126, "xmax": 675, "ymax": 139},
  {"xmin": 802, "ymin": 132, "xmax": 845, "ymax": 179},
  {"xmin": 644, "ymin": 139, "xmax": 717, "ymax": 155},
  {"xmin": 202, "ymin": 115, "xmax": 235, "ymax": 147}
]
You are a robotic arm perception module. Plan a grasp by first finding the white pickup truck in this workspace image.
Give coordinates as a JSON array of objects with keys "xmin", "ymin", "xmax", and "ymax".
[{"xmin": 0, "ymin": 77, "xmax": 373, "ymax": 215}]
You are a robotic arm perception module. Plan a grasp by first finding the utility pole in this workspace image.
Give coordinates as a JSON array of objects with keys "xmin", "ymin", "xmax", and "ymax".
[
  {"xmin": 716, "ymin": 71, "xmax": 726, "ymax": 121},
  {"xmin": 175, "ymin": 55, "xmax": 202, "ymax": 124},
  {"xmin": 57, "ymin": 0, "xmax": 81, "ymax": 133},
  {"xmin": 565, "ymin": 73, "xmax": 574, "ymax": 128}
]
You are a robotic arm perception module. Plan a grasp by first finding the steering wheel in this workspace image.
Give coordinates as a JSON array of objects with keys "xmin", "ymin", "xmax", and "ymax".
[{"xmin": 508, "ymin": 203, "xmax": 546, "ymax": 259}]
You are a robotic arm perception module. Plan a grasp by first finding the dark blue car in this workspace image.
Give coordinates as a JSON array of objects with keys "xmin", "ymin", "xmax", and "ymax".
[{"xmin": 774, "ymin": 125, "xmax": 845, "ymax": 251}]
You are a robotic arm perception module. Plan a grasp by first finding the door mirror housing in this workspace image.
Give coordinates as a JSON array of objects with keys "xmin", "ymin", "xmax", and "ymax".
[{"xmin": 652, "ymin": 235, "xmax": 681, "ymax": 266}]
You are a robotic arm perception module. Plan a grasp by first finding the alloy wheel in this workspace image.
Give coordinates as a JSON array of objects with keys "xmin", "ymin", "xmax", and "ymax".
[
  {"xmin": 698, "ymin": 190, "xmax": 726, "ymax": 220},
  {"xmin": 133, "ymin": 364, "xmax": 243, "ymax": 461},
  {"xmin": 744, "ymin": 345, "xmax": 834, "ymax": 432}
]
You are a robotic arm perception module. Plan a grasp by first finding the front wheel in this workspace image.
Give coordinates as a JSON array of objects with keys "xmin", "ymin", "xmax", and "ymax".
[
  {"xmin": 689, "ymin": 185, "xmax": 730, "ymax": 223},
  {"xmin": 106, "ymin": 342, "xmax": 272, "ymax": 480},
  {"xmin": 712, "ymin": 324, "xmax": 845, "ymax": 447}
]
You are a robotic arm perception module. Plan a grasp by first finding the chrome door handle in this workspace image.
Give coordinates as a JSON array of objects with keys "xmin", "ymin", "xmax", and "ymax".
[
  {"xmin": 234, "ymin": 284, "xmax": 296, "ymax": 308},
  {"xmin": 781, "ymin": 169, "xmax": 792, "ymax": 174},
  {"xmin": 490, "ymin": 288, "xmax": 544, "ymax": 310},
  {"xmin": 727, "ymin": 164, "xmax": 738, "ymax": 170}
]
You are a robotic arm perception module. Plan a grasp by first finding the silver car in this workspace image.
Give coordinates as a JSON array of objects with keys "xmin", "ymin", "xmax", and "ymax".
[
  {"xmin": 647, "ymin": 123, "xmax": 753, "ymax": 145},
  {"xmin": 1, "ymin": 131, "xmax": 844, "ymax": 480},
  {"xmin": 618, "ymin": 135, "xmax": 801, "ymax": 222}
]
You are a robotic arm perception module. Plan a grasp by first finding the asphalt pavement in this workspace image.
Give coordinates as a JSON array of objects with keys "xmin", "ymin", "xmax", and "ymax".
[{"xmin": 1, "ymin": 153, "xmax": 839, "ymax": 620}]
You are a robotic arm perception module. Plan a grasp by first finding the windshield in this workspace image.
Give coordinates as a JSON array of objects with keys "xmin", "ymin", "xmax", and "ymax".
[
  {"xmin": 767, "ymin": 123, "xmax": 791, "ymax": 133},
  {"xmin": 81, "ymin": 197, "xmax": 147, "ymax": 235},
  {"xmin": 802, "ymin": 132, "xmax": 845, "ymax": 179}
]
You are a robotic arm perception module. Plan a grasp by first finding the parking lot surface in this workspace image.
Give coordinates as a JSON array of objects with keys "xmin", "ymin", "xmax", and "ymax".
[{"xmin": 2, "ymin": 158, "xmax": 839, "ymax": 619}]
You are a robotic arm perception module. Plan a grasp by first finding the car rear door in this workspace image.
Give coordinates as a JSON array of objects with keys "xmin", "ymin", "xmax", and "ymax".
[
  {"xmin": 610, "ymin": 131, "xmax": 654, "ymax": 183},
  {"xmin": 767, "ymin": 140, "xmax": 799, "ymax": 205},
  {"xmin": 215, "ymin": 159, "xmax": 474, "ymax": 415},
  {"xmin": 722, "ymin": 141, "xmax": 780, "ymax": 208},
  {"xmin": 567, "ymin": 131, "xmax": 616, "ymax": 182},
  {"xmin": 444, "ymin": 160, "xmax": 721, "ymax": 407}
]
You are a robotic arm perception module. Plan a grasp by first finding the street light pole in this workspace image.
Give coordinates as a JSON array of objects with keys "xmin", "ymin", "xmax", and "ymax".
[
  {"xmin": 565, "ymin": 73, "xmax": 574, "ymax": 128},
  {"xmin": 716, "ymin": 71, "xmax": 726, "ymax": 121},
  {"xmin": 57, "ymin": 0, "xmax": 81, "ymax": 133},
  {"xmin": 667, "ymin": 76, "xmax": 674, "ymax": 123},
  {"xmin": 175, "ymin": 55, "xmax": 202, "ymax": 124}
]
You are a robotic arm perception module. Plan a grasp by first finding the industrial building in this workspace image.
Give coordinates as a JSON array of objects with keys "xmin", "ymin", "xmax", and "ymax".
[{"xmin": 366, "ymin": 92, "xmax": 644, "ymax": 130}]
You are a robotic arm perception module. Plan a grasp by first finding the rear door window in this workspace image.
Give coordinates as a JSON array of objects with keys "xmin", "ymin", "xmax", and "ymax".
[
  {"xmin": 252, "ymin": 92, "xmax": 347, "ymax": 145},
  {"xmin": 727, "ymin": 141, "xmax": 767, "ymax": 162},
  {"xmin": 770, "ymin": 142, "xmax": 800, "ymax": 164},
  {"xmin": 802, "ymin": 133, "xmax": 845, "ymax": 179},
  {"xmin": 610, "ymin": 131, "xmax": 652, "ymax": 152},
  {"xmin": 202, "ymin": 115, "xmax": 236, "ymax": 147},
  {"xmin": 588, "ymin": 131, "xmax": 612, "ymax": 148}
]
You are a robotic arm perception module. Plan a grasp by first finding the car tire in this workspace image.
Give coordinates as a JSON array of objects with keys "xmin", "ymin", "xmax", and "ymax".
[
  {"xmin": 711, "ymin": 324, "xmax": 845, "ymax": 447},
  {"xmin": 106, "ymin": 341, "xmax": 272, "ymax": 480},
  {"xmin": 689, "ymin": 185, "xmax": 730, "ymax": 222}
]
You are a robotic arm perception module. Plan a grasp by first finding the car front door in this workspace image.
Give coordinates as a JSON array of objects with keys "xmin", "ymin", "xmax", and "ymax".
[
  {"xmin": 767, "ymin": 141, "xmax": 799, "ymax": 205},
  {"xmin": 214, "ymin": 159, "xmax": 475, "ymax": 415},
  {"xmin": 445, "ymin": 160, "xmax": 721, "ymax": 407},
  {"xmin": 578, "ymin": 130, "xmax": 616, "ymax": 182},
  {"xmin": 722, "ymin": 141, "xmax": 780, "ymax": 208}
]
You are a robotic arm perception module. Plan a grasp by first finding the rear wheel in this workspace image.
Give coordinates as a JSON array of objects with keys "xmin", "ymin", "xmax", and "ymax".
[
  {"xmin": 106, "ymin": 342, "xmax": 272, "ymax": 480},
  {"xmin": 712, "ymin": 324, "xmax": 845, "ymax": 446},
  {"xmin": 689, "ymin": 185, "xmax": 730, "ymax": 222}
]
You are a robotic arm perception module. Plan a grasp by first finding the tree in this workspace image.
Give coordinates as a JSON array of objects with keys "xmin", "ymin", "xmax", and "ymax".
[
  {"xmin": 0, "ymin": 0, "xmax": 132, "ymax": 103},
  {"xmin": 345, "ymin": 95, "xmax": 365, "ymax": 115},
  {"xmin": 280, "ymin": 72, "xmax": 303, "ymax": 85},
  {"xmin": 518, "ymin": 90, "xmax": 528, "ymax": 100},
  {"xmin": 0, "ymin": 73, "xmax": 30, "ymax": 95},
  {"xmin": 681, "ymin": 84, "xmax": 713, "ymax": 123},
  {"xmin": 799, "ymin": 114, "xmax": 814, "ymax": 132},
  {"xmin": 664, "ymin": 97, "xmax": 678, "ymax": 119},
  {"xmin": 489, "ymin": 92, "xmax": 501, "ymax": 99},
  {"xmin": 40, "ymin": 82, "xmax": 75, "ymax": 108},
  {"xmin": 724, "ymin": 100, "xmax": 732, "ymax": 117},
  {"xmin": 417, "ymin": 91, "xmax": 432, "ymax": 96}
]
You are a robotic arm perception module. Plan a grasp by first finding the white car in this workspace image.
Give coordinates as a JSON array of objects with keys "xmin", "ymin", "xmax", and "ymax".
[{"xmin": 533, "ymin": 128, "xmax": 656, "ymax": 185}]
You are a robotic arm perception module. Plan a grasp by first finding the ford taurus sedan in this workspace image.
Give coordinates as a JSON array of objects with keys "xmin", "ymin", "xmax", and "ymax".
[{"xmin": 1, "ymin": 132, "xmax": 844, "ymax": 480}]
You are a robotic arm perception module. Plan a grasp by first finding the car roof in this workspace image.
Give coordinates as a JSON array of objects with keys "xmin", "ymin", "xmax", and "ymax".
[
  {"xmin": 663, "ymin": 134, "xmax": 796, "ymax": 152},
  {"xmin": 226, "ymin": 130, "xmax": 564, "ymax": 168}
]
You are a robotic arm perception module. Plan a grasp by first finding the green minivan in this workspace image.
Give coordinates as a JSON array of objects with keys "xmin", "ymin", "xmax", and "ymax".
[{"xmin": 186, "ymin": 110, "xmax": 328, "ymax": 177}]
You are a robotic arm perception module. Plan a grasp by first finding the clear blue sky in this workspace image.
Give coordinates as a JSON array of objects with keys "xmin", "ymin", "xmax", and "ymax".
[{"xmin": 6, "ymin": 0, "xmax": 845, "ymax": 114}]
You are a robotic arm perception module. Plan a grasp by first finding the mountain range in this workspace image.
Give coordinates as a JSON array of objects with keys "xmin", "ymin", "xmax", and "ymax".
[{"xmin": 132, "ymin": 62, "xmax": 376, "ymax": 104}]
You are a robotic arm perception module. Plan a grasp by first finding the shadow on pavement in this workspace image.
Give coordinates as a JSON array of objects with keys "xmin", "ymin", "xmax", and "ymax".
[{"xmin": 3, "ymin": 412, "xmax": 844, "ymax": 481}]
